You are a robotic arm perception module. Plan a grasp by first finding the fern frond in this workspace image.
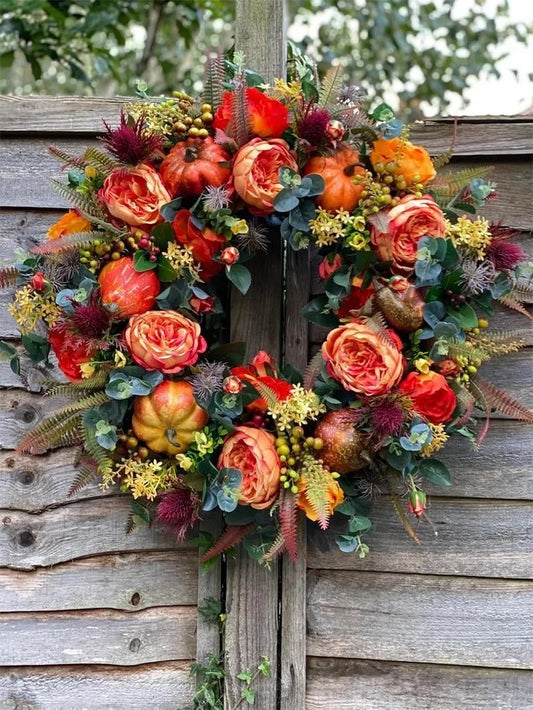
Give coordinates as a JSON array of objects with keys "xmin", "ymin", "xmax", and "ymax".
[
  {"xmin": 251, "ymin": 380, "xmax": 283, "ymax": 411},
  {"xmin": 279, "ymin": 489, "xmax": 299, "ymax": 562},
  {"xmin": 508, "ymin": 284, "xmax": 533, "ymax": 304},
  {"xmin": 447, "ymin": 340, "xmax": 491, "ymax": 363},
  {"xmin": 16, "ymin": 391, "xmax": 110, "ymax": 454},
  {"xmin": 16, "ymin": 412, "xmax": 83, "ymax": 454},
  {"xmin": 362, "ymin": 313, "xmax": 398, "ymax": 350},
  {"xmin": 261, "ymin": 532, "xmax": 286, "ymax": 563},
  {"xmin": 318, "ymin": 66, "xmax": 344, "ymax": 108},
  {"xmin": 466, "ymin": 378, "xmax": 491, "ymax": 448},
  {"xmin": 203, "ymin": 52, "xmax": 226, "ymax": 110},
  {"xmin": 472, "ymin": 375, "xmax": 533, "ymax": 423},
  {"xmin": 0, "ymin": 266, "xmax": 19, "ymax": 288},
  {"xmin": 82, "ymin": 422, "xmax": 114, "ymax": 472},
  {"xmin": 431, "ymin": 166, "xmax": 493, "ymax": 207},
  {"xmin": 48, "ymin": 145, "xmax": 86, "ymax": 169},
  {"xmin": 125, "ymin": 510, "xmax": 137, "ymax": 534},
  {"xmin": 472, "ymin": 330, "xmax": 530, "ymax": 356},
  {"xmin": 31, "ymin": 231, "xmax": 111, "ymax": 255},
  {"xmin": 231, "ymin": 77, "xmax": 251, "ymax": 147},
  {"xmin": 498, "ymin": 294, "xmax": 533, "ymax": 320},
  {"xmin": 47, "ymin": 415, "xmax": 84, "ymax": 448},
  {"xmin": 83, "ymin": 146, "xmax": 121, "ymax": 172},
  {"xmin": 44, "ymin": 372, "xmax": 108, "ymax": 398},
  {"xmin": 68, "ymin": 461, "xmax": 101, "ymax": 497},
  {"xmin": 50, "ymin": 180, "xmax": 105, "ymax": 217},
  {"xmin": 431, "ymin": 151, "xmax": 453, "ymax": 170},
  {"xmin": 200, "ymin": 524, "xmax": 255, "ymax": 562},
  {"xmin": 303, "ymin": 475, "xmax": 332, "ymax": 531},
  {"xmin": 304, "ymin": 350, "xmax": 324, "ymax": 390}
]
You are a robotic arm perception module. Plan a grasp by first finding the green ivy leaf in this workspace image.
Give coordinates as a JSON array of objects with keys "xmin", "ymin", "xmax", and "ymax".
[
  {"xmin": 226, "ymin": 264, "xmax": 251, "ymax": 295},
  {"xmin": 418, "ymin": 459, "xmax": 452, "ymax": 486}
]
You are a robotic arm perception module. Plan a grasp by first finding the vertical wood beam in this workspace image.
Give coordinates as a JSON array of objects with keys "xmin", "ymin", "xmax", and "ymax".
[{"xmin": 226, "ymin": 2, "xmax": 288, "ymax": 709}]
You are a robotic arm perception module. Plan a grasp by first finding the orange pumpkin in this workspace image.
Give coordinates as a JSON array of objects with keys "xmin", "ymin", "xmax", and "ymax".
[
  {"xmin": 132, "ymin": 381, "xmax": 208, "ymax": 455},
  {"xmin": 304, "ymin": 145, "xmax": 366, "ymax": 212},
  {"xmin": 159, "ymin": 137, "xmax": 232, "ymax": 199}
]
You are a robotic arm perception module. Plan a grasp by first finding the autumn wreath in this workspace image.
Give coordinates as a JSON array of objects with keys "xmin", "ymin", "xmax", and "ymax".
[{"xmin": 3, "ymin": 55, "xmax": 532, "ymax": 563}]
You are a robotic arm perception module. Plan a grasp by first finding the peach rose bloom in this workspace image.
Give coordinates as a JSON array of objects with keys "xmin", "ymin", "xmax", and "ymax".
[
  {"xmin": 371, "ymin": 194, "xmax": 446, "ymax": 276},
  {"xmin": 46, "ymin": 210, "xmax": 91, "ymax": 239},
  {"xmin": 218, "ymin": 426, "xmax": 281, "ymax": 509},
  {"xmin": 125, "ymin": 310, "xmax": 207, "ymax": 374},
  {"xmin": 297, "ymin": 473, "xmax": 344, "ymax": 524},
  {"xmin": 232, "ymin": 138, "xmax": 298, "ymax": 215},
  {"xmin": 370, "ymin": 137, "xmax": 436, "ymax": 186},
  {"xmin": 322, "ymin": 319, "xmax": 404, "ymax": 396},
  {"xmin": 99, "ymin": 163, "xmax": 171, "ymax": 227}
]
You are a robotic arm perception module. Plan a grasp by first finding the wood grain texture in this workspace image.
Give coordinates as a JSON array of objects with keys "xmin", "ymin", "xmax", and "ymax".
[
  {"xmin": 0, "ymin": 496, "xmax": 185, "ymax": 570},
  {"xmin": 0, "ymin": 662, "xmax": 194, "ymax": 710},
  {"xmin": 307, "ymin": 570, "xmax": 533, "ymax": 668},
  {"xmin": 0, "ymin": 607, "xmax": 196, "ymax": 666},
  {"xmin": 0, "ymin": 448, "xmax": 109, "ymax": 511},
  {"xmin": 305, "ymin": 657, "xmax": 533, "ymax": 710},
  {"xmin": 195, "ymin": 512, "xmax": 222, "ymax": 666},
  {"xmin": 0, "ymin": 391, "xmax": 77, "ymax": 451},
  {"xmin": 223, "ymin": 4, "xmax": 288, "ymax": 708},
  {"xmin": 0, "ymin": 551, "xmax": 197, "ymax": 612},
  {"xmin": 279, "ymin": 248, "xmax": 310, "ymax": 710},
  {"xmin": 307, "ymin": 497, "xmax": 533, "ymax": 578}
]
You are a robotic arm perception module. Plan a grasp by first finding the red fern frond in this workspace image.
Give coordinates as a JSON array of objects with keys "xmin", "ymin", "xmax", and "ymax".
[
  {"xmin": 261, "ymin": 533, "xmax": 286, "ymax": 563},
  {"xmin": 200, "ymin": 524, "xmax": 255, "ymax": 562},
  {"xmin": 0, "ymin": 266, "xmax": 19, "ymax": 288},
  {"xmin": 472, "ymin": 375, "xmax": 533, "ymax": 423},
  {"xmin": 304, "ymin": 350, "xmax": 324, "ymax": 390},
  {"xmin": 279, "ymin": 490, "xmax": 299, "ymax": 562},
  {"xmin": 498, "ymin": 295, "xmax": 533, "ymax": 320}
]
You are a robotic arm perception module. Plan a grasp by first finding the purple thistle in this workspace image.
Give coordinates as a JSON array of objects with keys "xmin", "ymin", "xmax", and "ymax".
[
  {"xmin": 370, "ymin": 398, "xmax": 405, "ymax": 438},
  {"xmin": 487, "ymin": 241, "xmax": 527, "ymax": 271},
  {"xmin": 297, "ymin": 108, "xmax": 331, "ymax": 147},
  {"xmin": 156, "ymin": 489, "xmax": 201, "ymax": 542},
  {"xmin": 99, "ymin": 111, "xmax": 162, "ymax": 165}
]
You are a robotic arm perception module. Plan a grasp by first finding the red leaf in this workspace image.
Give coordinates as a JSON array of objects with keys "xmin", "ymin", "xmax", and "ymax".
[{"xmin": 200, "ymin": 524, "xmax": 255, "ymax": 562}]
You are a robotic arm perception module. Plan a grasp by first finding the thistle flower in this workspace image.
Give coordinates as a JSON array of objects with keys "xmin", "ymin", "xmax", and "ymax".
[
  {"xmin": 189, "ymin": 360, "xmax": 227, "ymax": 404},
  {"xmin": 156, "ymin": 488, "xmax": 201, "ymax": 542},
  {"xmin": 297, "ymin": 108, "xmax": 330, "ymax": 147},
  {"xmin": 62, "ymin": 291, "xmax": 111, "ymax": 339},
  {"xmin": 236, "ymin": 220, "xmax": 269, "ymax": 253},
  {"xmin": 370, "ymin": 397, "xmax": 405, "ymax": 438},
  {"xmin": 486, "ymin": 240, "xmax": 526, "ymax": 271},
  {"xmin": 42, "ymin": 252, "xmax": 81, "ymax": 289},
  {"xmin": 459, "ymin": 257, "xmax": 496, "ymax": 295},
  {"xmin": 357, "ymin": 473, "xmax": 383, "ymax": 500},
  {"xmin": 202, "ymin": 185, "xmax": 231, "ymax": 212},
  {"xmin": 99, "ymin": 110, "xmax": 162, "ymax": 165},
  {"xmin": 338, "ymin": 84, "xmax": 367, "ymax": 105}
]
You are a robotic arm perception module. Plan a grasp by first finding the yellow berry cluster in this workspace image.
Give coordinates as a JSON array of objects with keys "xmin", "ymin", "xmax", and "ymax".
[
  {"xmin": 170, "ymin": 94, "xmax": 214, "ymax": 139},
  {"xmin": 116, "ymin": 430, "xmax": 149, "ymax": 461},
  {"xmin": 372, "ymin": 160, "xmax": 425, "ymax": 195},
  {"xmin": 276, "ymin": 427, "xmax": 327, "ymax": 494},
  {"xmin": 79, "ymin": 230, "xmax": 148, "ymax": 273},
  {"xmin": 453, "ymin": 319, "xmax": 489, "ymax": 383},
  {"xmin": 354, "ymin": 171, "xmax": 401, "ymax": 216}
]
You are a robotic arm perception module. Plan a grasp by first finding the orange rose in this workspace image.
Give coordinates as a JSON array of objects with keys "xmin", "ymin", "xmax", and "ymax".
[
  {"xmin": 399, "ymin": 370, "xmax": 457, "ymax": 424},
  {"xmin": 47, "ymin": 210, "xmax": 91, "ymax": 240},
  {"xmin": 125, "ymin": 310, "xmax": 207, "ymax": 374},
  {"xmin": 297, "ymin": 472, "xmax": 344, "ymax": 523},
  {"xmin": 232, "ymin": 351, "xmax": 292, "ymax": 412},
  {"xmin": 232, "ymin": 138, "xmax": 298, "ymax": 215},
  {"xmin": 99, "ymin": 163, "xmax": 171, "ymax": 227},
  {"xmin": 218, "ymin": 426, "xmax": 281, "ymax": 509},
  {"xmin": 172, "ymin": 209, "xmax": 227, "ymax": 281},
  {"xmin": 371, "ymin": 194, "xmax": 446, "ymax": 275},
  {"xmin": 370, "ymin": 137, "xmax": 436, "ymax": 186},
  {"xmin": 322, "ymin": 319, "xmax": 404, "ymax": 396},
  {"xmin": 213, "ymin": 87, "xmax": 289, "ymax": 139}
]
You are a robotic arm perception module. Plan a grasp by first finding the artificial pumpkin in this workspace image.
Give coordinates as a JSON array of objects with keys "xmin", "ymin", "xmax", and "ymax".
[
  {"xmin": 98, "ymin": 256, "xmax": 160, "ymax": 318},
  {"xmin": 159, "ymin": 137, "xmax": 232, "ymax": 198},
  {"xmin": 132, "ymin": 381, "xmax": 208, "ymax": 455},
  {"xmin": 304, "ymin": 145, "xmax": 366, "ymax": 212}
]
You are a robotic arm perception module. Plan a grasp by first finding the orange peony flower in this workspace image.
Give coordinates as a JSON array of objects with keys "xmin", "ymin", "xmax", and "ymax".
[
  {"xmin": 172, "ymin": 209, "xmax": 227, "ymax": 282},
  {"xmin": 218, "ymin": 426, "xmax": 281, "ymax": 509},
  {"xmin": 322, "ymin": 319, "xmax": 404, "ymax": 396},
  {"xmin": 99, "ymin": 163, "xmax": 171, "ymax": 227},
  {"xmin": 213, "ymin": 87, "xmax": 289, "ymax": 139},
  {"xmin": 46, "ymin": 210, "xmax": 91, "ymax": 240},
  {"xmin": 399, "ymin": 370, "xmax": 457, "ymax": 424},
  {"xmin": 371, "ymin": 194, "xmax": 446, "ymax": 276},
  {"xmin": 125, "ymin": 310, "xmax": 207, "ymax": 374},
  {"xmin": 232, "ymin": 138, "xmax": 298, "ymax": 215},
  {"xmin": 370, "ymin": 137, "xmax": 436, "ymax": 186},
  {"xmin": 297, "ymin": 472, "xmax": 344, "ymax": 522}
]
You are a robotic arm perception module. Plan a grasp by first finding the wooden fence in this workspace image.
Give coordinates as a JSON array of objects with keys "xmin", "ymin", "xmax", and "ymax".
[{"xmin": 0, "ymin": 101, "xmax": 532, "ymax": 709}]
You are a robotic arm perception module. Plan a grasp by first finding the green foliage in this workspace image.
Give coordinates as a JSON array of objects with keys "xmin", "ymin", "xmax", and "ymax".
[{"xmin": 2, "ymin": 1, "xmax": 529, "ymax": 117}]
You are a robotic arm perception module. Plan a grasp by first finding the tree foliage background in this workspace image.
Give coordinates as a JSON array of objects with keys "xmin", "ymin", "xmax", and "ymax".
[{"xmin": 0, "ymin": 0, "xmax": 531, "ymax": 117}]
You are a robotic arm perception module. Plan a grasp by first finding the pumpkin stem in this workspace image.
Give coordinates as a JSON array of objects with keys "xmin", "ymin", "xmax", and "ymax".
[
  {"xmin": 166, "ymin": 429, "xmax": 183, "ymax": 450},
  {"xmin": 184, "ymin": 147, "xmax": 198, "ymax": 163},
  {"xmin": 343, "ymin": 162, "xmax": 365, "ymax": 177}
]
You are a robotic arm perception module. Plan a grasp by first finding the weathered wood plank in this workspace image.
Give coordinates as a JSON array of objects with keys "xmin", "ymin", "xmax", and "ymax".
[
  {"xmin": 280, "ymin": 248, "xmax": 310, "ymax": 710},
  {"xmin": 307, "ymin": 570, "xmax": 533, "ymax": 668},
  {"xmin": 195, "ymin": 511, "xmax": 222, "ymax": 666},
  {"xmin": 0, "ymin": 496, "xmax": 187, "ymax": 570},
  {"xmin": 0, "ymin": 95, "xmax": 129, "ymax": 133},
  {"xmin": 306, "ymin": 657, "xmax": 533, "ymax": 710},
  {"xmin": 307, "ymin": 498, "xmax": 533, "ymax": 578},
  {"xmin": 0, "ymin": 390, "xmax": 74, "ymax": 451},
  {"xmin": 223, "ymin": 4, "xmax": 287, "ymax": 708},
  {"xmin": 0, "ymin": 551, "xmax": 197, "ymax": 612},
  {"xmin": 0, "ymin": 208, "xmax": 62, "ymax": 264},
  {"xmin": 0, "ymin": 607, "xmax": 196, "ymax": 666},
  {"xmin": 0, "ymin": 662, "xmax": 195, "ymax": 710},
  {"xmin": 0, "ymin": 448, "xmax": 108, "ymax": 511},
  {"xmin": 1, "ymin": 95, "xmax": 530, "ymax": 157}
]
